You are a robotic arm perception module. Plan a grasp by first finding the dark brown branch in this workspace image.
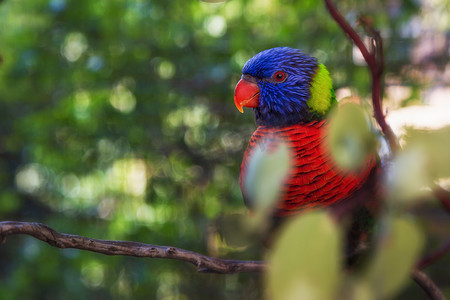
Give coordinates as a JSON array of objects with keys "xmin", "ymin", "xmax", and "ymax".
[
  {"xmin": 0, "ymin": 221, "xmax": 265, "ymax": 274},
  {"xmin": 323, "ymin": 0, "xmax": 375, "ymax": 68},
  {"xmin": 433, "ymin": 185, "xmax": 450, "ymax": 214},
  {"xmin": 358, "ymin": 15, "xmax": 384, "ymax": 77},
  {"xmin": 412, "ymin": 269, "xmax": 447, "ymax": 300},
  {"xmin": 323, "ymin": 2, "xmax": 448, "ymax": 298},
  {"xmin": 2, "ymin": 219, "xmax": 445, "ymax": 300},
  {"xmin": 323, "ymin": 0, "xmax": 400, "ymax": 153},
  {"xmin": 325, "ymin": 0, "xmax": 450, "ymax": 219},
  {"xmin": 417, "ymin": 239, "xmax": 450, "ymax": 270}
]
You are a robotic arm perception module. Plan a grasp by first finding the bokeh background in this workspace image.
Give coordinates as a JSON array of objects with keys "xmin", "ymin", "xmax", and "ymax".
[{"xmin": 0, "ymin": 0, "xmax": 449, "ymax": 299}]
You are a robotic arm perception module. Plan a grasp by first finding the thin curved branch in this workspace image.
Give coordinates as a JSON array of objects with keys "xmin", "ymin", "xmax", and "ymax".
[
  {"xmin": 417, "ymin": 239, "xmax": 450, "ymax": 270},
  {"xmin": 0, "ymin": 221, "xmax": 265, "ymax": 274},
  {"xmin": 325, "ymin": 0, "xmax": 450, "ymax": 218},
  {"xmin": 323, "ymin": 0, "xmax": 400, "ymax": 153},
  {"xmin": 433, "ymin": 185, "xmax": 450, "ymax": 214},
  {"xmin": 323, "ymin": 0, "xmax": 375, "ymax": 69},
  {"xmin": 412, "ymin": 269, "xmax": 447, "ymax": 300},
  {"xmin": 323, "ymin": 2, "xmax": 448, "ymax": 298}
]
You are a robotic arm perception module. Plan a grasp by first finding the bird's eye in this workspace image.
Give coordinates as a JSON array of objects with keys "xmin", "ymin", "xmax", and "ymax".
[{"xmin": 273, "ymin": 71, "xmax": 286, "ymax": 82}]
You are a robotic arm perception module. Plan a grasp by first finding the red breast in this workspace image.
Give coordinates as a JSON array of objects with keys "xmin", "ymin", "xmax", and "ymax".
[{"xmin": 240, "ymin": 120, "xmax": 378, "ymax": 217}]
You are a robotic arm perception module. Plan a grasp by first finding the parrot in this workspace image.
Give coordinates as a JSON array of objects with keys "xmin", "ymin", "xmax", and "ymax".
[{"xmin": 233, "ymin": 47, "xmax": 382, "ymax": 252}]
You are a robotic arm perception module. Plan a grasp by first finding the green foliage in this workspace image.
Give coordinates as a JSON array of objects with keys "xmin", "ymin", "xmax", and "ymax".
[
  {"xmin": 362, "ymin": 217, "xmax": 424, "ymax": 299},
  {"xmin": 244, "ymin": 142, "xmax": 291, "ymax": 214},
  {"xmin": 266, "ymin": 213, "xmax": 424, "ymax": 300},
  {"xmin": 267, "ymin": 212, "xmax": 342, "ymax": 300},
  {"xmin": 0, "ymin": 0, "xmax": 448, "ymax": 299},
  {"xmin": 389, "ymin": 126, "xmax": 450, "ymax": 203},
  {"xmin": 328, "ymin": 103, "xmax": 376, "ymax": 170}
]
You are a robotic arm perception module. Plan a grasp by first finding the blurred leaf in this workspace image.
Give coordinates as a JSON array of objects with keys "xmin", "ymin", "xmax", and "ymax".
[
  {"xmin": 244, "ymin": 142, "xmax": 291, "ymax": 214},
  {"xmin": 388, "ymin": 147, "xmax": 431, "ymax": 202},
  {"xmin": 389, "ymin": 126, "xmax": 450, "ymax": 202},
  {"xmin": 328, "ymin": 103, "xmax": 376, "ymax": 170},
  {"xmin": 0, "ymin": 0, "xmax": 448, "ymax": 298},
  {"xmin": 362, "ymin": 217, "xmax": 424, "ymax": 299},
  {"xmin": 267, "ymin": 212, "xmax": 342, "ymax": 300},
  {"xmin": 404, "ymin": 126, "xmax": 450, "ymax": 179},
  {"xmin": 347, "ymin": 279, "xmax": 374, "ymax": 300}
]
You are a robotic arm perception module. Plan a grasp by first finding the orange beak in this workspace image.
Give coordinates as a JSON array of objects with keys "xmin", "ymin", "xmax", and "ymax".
[{"xmin": 234, "ymin": 78, "xmax": 260, "ymax": 113}]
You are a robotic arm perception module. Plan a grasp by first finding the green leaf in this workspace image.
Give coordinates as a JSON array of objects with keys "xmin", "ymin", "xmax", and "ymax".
[
  {"xmin": 244, "ymin": 142, "xmax": 291, "ymax": 213},
  {"xmin": 404, "ymin": 126, "xmax": 450, "ymax": 179},
  {"xmin": 388, "ymin": 148, "xmax": 431, "ymax": 202},
  {"xmin": 327, "ymin": 103, "xmax": 376, "ymax": 170},
  {"xmin": 363, "ymin": 217, "xmax": 424, "ymax": 299},
  {"xmin": 347, "ymin": 279, "xmax": 374, "ymax": 300},
  {"xmin": 267, "ymin": 212, "xmax": 342, "ymax": 300},
  {"xmin": 388, "ymin": 126, "xmax": 450, "ymax": 202}
]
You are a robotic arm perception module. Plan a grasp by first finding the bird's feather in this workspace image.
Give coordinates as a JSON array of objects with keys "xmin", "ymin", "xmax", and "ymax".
[{"xmin": 240, "ymin": 120, "xmax": 378, "ymax": 217}]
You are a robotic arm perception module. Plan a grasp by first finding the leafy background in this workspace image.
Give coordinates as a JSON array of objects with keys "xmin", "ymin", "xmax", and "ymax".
[{"xmin": 0, "ymin": 0, "xmax": 449, "ymax": 299}]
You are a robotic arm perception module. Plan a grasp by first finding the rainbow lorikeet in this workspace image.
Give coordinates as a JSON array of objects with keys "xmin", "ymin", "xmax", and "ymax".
[{"xmin": 234, "ymin": 47, "xmax": 381, "ymax": 221}]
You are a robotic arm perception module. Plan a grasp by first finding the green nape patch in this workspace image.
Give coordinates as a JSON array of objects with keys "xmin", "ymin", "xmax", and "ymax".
[{"xmin": 307, "ymin": 64, "xmax": 335, "ymax": 116}]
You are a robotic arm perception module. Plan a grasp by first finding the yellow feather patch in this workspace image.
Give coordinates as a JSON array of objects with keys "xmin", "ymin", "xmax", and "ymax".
[{"xmin": 307, "ymin": 64, "xmax": 333, "ymax": 115}]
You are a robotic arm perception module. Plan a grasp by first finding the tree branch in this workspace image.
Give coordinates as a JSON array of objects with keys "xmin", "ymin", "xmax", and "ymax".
[
  {"xmin": 0, "ymin": 221, "xmax": 265, "ymax": 274},
  {"xmin": 433, "ymin": 185, "xmax": 450, "ymax": 215},
  {"xmin": 417, "ymin": 238, "xmax": 450, "ymax": 270},
  {"xmin": 2, "ymin": 220, "xmax": 446, "ymax": 300},
  {"xmin": 412, "ymin": 269, "xmax": 447, "ymax": 300},
  {"xmin": 323, "ymin": 2, "xmax": 448, "ymax": 298},
  {"xmin": 323, "ymin": 0, "xmax": 400, "ymax": 153},
  {"xmin": 325, "ymin": 0, "xmax": 450, "ymax": 217}
]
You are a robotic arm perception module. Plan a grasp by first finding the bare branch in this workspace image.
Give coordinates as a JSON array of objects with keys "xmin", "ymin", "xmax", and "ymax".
[
  {"xmin": 323, "ymin": 0, "xmax": 375, "ymax": 69},
  {"xmin": 2, "ymin": 219, "xmax": 446, "ymax": 300},
  {"xmin": 433, "ymin": 185, "xmax": 450, "ymax": 214},
  {"xmin": 323, "ymin": 2, "xmax": 448, "ymax": 298},
  {"xmin": 324, "ymin": 0, "xmax": 450, "ymax": 222},
  {"xmin": 323, "ymin": 0, "xmax": 400, "ymax": 153},
  {"xmin": 0, "ymin": 221, "xmax": 265, "ymax": 274},
  {"xmin": 412, "ymin": 269, "xmax": 447, "ymax": 300},
  {"xmin": 417, "ymin": 239, "xmax": 450, "ymax": 271}
]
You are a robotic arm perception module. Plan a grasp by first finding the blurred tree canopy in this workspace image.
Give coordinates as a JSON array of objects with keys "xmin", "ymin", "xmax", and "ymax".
[{"xmin": 0, "ymin": 0, "xmax": 449, "ymax": 299}]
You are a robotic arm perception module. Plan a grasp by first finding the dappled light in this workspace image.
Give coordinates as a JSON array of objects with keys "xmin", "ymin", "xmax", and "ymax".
[
  {"xmin": 0, "ymin": 0, "xmax": 449, "ymax": 299},
  {"xmin": 15, "ymin": 164, "xmax": 45, "ymax": 194},
  {"xmin": 62, "ymin": 32, "xmax": 88, "ymax": 63},
  {"xmin": 110, "ymin": 82, "xmax": 137, "ymax": 113}
]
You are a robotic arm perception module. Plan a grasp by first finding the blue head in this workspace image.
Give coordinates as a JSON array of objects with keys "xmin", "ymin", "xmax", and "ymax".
[{"xmin": 234, "ymin": 47, "xmax": 336, "ymax": 126}]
